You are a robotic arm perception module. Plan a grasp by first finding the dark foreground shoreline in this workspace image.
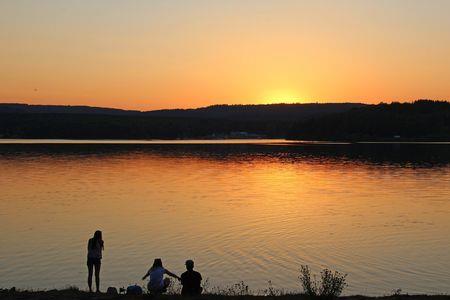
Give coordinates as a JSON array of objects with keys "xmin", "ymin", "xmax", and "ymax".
[{"xmin": 1, "ymin": 290, "xmax": 448, "ymax": 300}]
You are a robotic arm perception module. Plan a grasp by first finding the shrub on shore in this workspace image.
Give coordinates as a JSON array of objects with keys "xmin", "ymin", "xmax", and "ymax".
[{"xmin": 299, "ymin": 265, "xmax": 347, "ymax": 298}]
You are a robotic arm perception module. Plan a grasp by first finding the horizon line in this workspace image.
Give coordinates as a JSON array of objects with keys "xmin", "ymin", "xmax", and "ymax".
[{"xmin": 1, "ymin": 99, "xmax": 448, "ymax": 113}]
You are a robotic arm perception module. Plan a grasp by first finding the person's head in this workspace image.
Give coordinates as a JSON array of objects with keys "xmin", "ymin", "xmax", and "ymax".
[
  {"xmin": 185, "ymin": 259, "xmax": 194, "ymax": 271},
  {"xmin": 151, "ymin": 258, "xmax": 163, "ymax": 270},
  {"xmin": 90, "ymin": 230, "xmax": 104, "ymax": 249},
  {"xmin": 93, "ymin": 230, "xmax": 102, "ymax": 241}
]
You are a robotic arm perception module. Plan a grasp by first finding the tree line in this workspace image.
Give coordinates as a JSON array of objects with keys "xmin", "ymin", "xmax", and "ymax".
[
  {"xmin": 288, "ymin": 100, "xmax": 450, "ymax": 141},
  {"xmin": 0, "ymin": 100, "xmax": 449, "ymax": 140}
]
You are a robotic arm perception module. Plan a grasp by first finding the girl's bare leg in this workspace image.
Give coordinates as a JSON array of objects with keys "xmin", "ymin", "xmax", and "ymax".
[
  {"xmin": 94, "ymin": 263, "xmax": 101, "ymax": 292},
  {"xmin": 87, "ymin": 264, "xmax": 93, "ymax": 292},
  {"xmin": 95, "ymin": 264, "xmax": 101, "ymax": 292}
]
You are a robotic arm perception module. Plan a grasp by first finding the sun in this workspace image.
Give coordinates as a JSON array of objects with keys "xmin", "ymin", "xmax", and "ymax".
[{"xmin": 261, "ymin": 89, "xmax": 305, "ymax": 104}]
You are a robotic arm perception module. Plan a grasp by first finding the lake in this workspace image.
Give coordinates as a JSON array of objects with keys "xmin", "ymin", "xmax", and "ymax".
[{"xmin": 0, "ymin": 140, "xmax": 449, "ymax": 295}]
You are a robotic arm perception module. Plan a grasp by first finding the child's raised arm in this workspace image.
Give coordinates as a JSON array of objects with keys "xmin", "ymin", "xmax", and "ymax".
[{"xmin": 142, "ymin": 270, "xmax": 150, "ymax": 280}]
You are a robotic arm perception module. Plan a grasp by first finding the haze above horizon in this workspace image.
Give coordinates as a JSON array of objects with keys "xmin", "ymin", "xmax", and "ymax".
[{"xmin": 1, "ymin": 0, "xmax": 450, "ymax": 110}]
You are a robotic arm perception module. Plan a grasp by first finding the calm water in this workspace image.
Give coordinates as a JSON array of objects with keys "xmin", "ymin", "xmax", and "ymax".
[{"xmin": 0, "ymin": 140, "xmax": 449, "ymax": 295}]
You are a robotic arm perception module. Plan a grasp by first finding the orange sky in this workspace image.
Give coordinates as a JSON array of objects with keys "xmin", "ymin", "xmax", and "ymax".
[{"xmin": 1, "ymin": 0, "xmax": 450, "ymax": 110}]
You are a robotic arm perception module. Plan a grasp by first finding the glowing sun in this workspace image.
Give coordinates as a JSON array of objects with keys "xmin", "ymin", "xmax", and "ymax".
[{"xmin": 261, "ymin": 89, "xmax": 304, "ymax": 104}]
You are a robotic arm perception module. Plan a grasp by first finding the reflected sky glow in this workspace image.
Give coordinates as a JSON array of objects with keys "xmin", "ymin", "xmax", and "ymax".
[{"xmin": 0, "ymin": 144, "xmax": 449, "ymax": 294}]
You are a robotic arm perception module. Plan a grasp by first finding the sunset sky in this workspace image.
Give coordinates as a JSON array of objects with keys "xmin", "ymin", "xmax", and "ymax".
[{"xmin": 1, "ymin": 0, "xmax": 450, "ymax": 110}]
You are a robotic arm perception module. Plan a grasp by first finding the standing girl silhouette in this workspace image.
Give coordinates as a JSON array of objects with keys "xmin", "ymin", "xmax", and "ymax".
[{"xmin": 87, "ymin": 230, "xmax": 104, "ymax": 293}]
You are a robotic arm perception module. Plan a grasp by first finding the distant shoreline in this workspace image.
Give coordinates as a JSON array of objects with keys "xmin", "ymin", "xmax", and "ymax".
[
  {"xmin": 1, "ymin": 101, "xmax": 449, "ymax": 141},
  {"xmin": 0, "ymin": 289, "xmax": 449, "ymax": 300},
  {"xmin": 0, "ymin": 138, "xmax": 450, "ymax": 145}
]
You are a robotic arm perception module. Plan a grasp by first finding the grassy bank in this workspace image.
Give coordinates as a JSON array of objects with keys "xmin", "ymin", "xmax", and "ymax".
[{"xmin": 0, "ymin": 289, "xmax": 449, "ymax": 300}]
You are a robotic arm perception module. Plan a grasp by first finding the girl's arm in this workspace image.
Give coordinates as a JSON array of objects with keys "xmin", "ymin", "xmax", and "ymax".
[
  {"xmin": 142, "ymin": 270, "xmax": 150, "ymax": 280},
  {"xmin": 165, "ymin": 269, "xmax": 181, "ymax": 280}
]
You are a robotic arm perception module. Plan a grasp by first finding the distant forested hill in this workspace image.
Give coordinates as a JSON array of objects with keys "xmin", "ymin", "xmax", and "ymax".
[
  {"xmin": 0, "ymin": 103, "xmax": 141, "ymax": 115},
  {"xmin": 145, "ymin": 103, "xmax": 364, "ymax": 121},
  {"xmin": 0, "ymin": 103, "xmax": 363, "ymax": 120},
  {"xmin": 1, "ymin": 101, "xmax": 449, "ymax": 140},
  {"xmin": 288, "ymin": 100, "xmax": 450, "ymax": 141},
  {"xmin": 0, "ymin": 103, "xmax": 363, "ymax": 139}
]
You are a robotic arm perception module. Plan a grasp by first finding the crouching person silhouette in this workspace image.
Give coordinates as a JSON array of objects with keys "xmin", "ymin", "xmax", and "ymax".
[
  {"xmin": 181, "ymin": 260, "xmax": 203, "ymax": 296},
  {"xmin": 142, "ymin": 258, "xmax": 180, "ymax": 294}
]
